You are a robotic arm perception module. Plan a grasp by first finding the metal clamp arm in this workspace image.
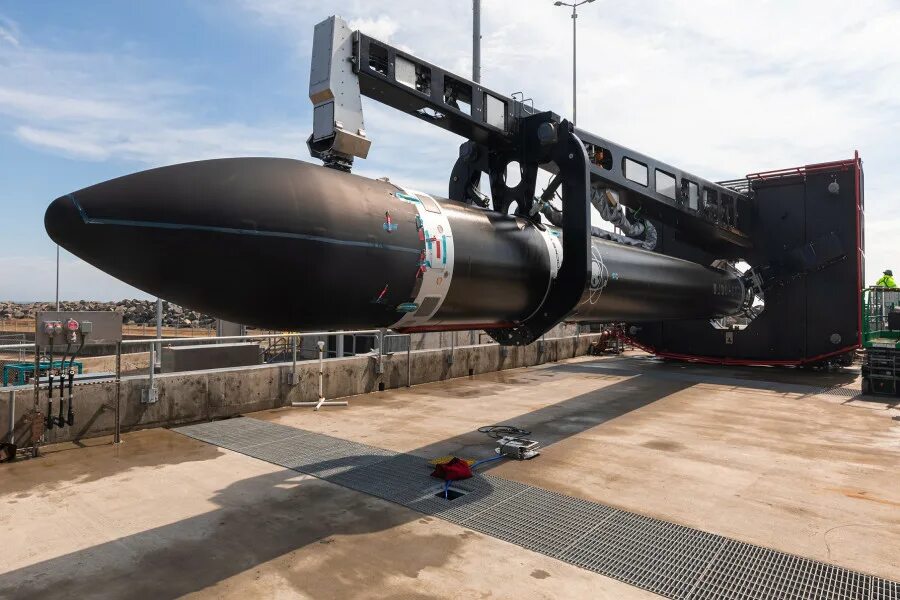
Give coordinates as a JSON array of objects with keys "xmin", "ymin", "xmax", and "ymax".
[{"xmin": 491, "ymin": 123, "xmax": 591, "ymax": 345}]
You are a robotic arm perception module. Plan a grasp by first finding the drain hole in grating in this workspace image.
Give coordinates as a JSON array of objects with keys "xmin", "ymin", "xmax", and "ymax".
[{"xmin": 435, "ymin": 486, "xmax": 468, "ymax": 501}]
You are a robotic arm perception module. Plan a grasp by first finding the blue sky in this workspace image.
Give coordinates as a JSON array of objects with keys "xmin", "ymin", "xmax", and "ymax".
[{"xmin": 1, "ymin": 0, "xmax": 897, "ymax": 301}]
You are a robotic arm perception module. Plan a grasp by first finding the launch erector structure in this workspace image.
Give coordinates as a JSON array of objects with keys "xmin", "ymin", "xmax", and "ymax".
[{"xmin": 45, "ymin": 15, "xmax": 864, "ymax": 366}]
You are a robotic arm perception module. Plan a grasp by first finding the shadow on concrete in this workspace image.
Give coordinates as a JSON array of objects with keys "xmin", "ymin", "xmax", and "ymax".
[
  {"xmin": 406, "ymin": 369, "xmax": 690, "ymax": 464},
  {"xmin": 0, "ymin": 428, "xmax": 223, "ymax": 497},
  {"xmin": 550, "ymin": 355, "xmax": 859, "ymax": 397},
  {"xmin": 0, "ymin": 468, "xmax": 463, "ymax": 599},
  {"xmin": 0, "ymin": 370, "xmax": 688, "ymax": 598}
]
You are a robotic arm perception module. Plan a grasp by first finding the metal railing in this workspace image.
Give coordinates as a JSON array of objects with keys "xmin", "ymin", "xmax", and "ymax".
[
  {"xmin": 0, "ymin": 343, "xmax": 35, "ymax": 352},
  {"xmin": 3, "ymin": 325, "xmax": 598, "ymax": 448},
  {"xmin": 0, "ymin": 334, "xmax": 27, "ymax": 362},
  {"xmin": 862, "ymin": 287, "xmax": 900, "ymax": 347},
  {"xmin": 119, "ymin": 328, "xmax": 416, "ymax": 442}
]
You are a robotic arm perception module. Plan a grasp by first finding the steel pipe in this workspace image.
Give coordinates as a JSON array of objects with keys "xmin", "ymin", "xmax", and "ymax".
[{"xmin": 7, "ymin": 390, "xmax": 14, "ymax": 445}]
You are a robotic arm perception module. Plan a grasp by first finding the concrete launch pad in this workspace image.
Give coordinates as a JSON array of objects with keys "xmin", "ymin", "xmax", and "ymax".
[{"xmin": 1, "ymin": 353, "xmax": 898, "ymax": 599}]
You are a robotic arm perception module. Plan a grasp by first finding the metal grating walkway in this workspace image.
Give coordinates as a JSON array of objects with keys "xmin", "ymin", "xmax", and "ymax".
[{"xmin": 175, "ymin": 417, "xmax": 898, "ymax": 600}]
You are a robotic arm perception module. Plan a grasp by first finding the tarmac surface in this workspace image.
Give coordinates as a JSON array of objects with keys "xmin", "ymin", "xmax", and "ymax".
[{"xmin": 2, "ymin": 353, "xmax": 898, "ymax": 599}]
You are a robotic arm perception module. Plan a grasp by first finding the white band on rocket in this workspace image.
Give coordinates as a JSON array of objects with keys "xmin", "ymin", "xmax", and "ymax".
[{"xmin": 390, "ymin": 189, "xmax": 455, "ymax": 328}]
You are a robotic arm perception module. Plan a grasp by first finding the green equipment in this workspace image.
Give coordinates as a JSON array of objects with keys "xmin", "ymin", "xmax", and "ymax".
[
  {"xmin": 2, "ymin": 360, "xmax": 84, "ymax": 387},
  {"xmin": 860, "ymin": 286, "xmax": 900, "ymax": 396}
]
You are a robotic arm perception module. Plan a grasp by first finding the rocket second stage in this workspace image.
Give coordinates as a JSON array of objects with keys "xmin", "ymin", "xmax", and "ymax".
[{"xmin": 45, "ymin": 158, "xmax": 745, "ymax": 333}]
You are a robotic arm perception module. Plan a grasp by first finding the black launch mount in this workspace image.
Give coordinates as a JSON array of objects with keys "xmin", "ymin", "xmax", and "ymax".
[{"xmin": 307, "ymin": 15, "xmax": 864, "ymax": 365}]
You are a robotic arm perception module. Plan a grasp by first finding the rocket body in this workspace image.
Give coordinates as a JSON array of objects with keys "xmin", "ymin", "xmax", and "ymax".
[{"xmin": 45, "ymin": 158, "xmax": 744, "ymax": 333}]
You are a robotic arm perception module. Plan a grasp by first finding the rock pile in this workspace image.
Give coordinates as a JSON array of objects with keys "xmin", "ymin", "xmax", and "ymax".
[{"xmin": 0, "ymin": 300, "xmax": 216, "ymax": 327}]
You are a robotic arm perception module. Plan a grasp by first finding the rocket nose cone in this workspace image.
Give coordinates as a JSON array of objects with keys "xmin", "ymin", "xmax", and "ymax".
[
  {"xmin": 40, "ymin": 158, "xmax": 423, "ymax": 330},
  {"xmin": 45, "ymin": 193, "xmax": 85, "ymax": 252}
]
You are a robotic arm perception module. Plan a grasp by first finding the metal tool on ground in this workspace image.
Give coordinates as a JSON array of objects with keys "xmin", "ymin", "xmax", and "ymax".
[
  {"xmin": 495, "ymin": 436, "xmax": 541, "ymax": 460},
  {"xmin": 478, "ymin": 424, "xmax": 542, "ymax": 460}
]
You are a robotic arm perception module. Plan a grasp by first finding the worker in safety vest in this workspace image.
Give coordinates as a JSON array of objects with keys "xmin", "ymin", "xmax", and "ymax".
[{"xmin": 875, "ymin": 269, "xmax": 896, "ymax": 288}]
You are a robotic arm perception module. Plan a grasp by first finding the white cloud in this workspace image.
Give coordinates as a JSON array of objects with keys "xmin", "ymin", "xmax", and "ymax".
[
  {"xmin": 862, "ymin": 218, "xmax": 900, "ymax": 283},
  {"xmin": 0, "ymin": 29, "xmax": 305, "ymax": 166},
  {"xmin": 347, "ymin": 15, "xmax": 399, "ymax": 43},
  {"xmin": 0, "ymin": 15, "xmax": 19, "ymax": 47},
  {"xmin": 0, "ymin": 87, "xmax": 138, "ymax": 122},
  {"xmin": 14, "ymin": 122, "xmax": 309, "ymax": 165},
  {"xmin": 15, "ymin": 125, "xmax": 110, "ymax": 161}
]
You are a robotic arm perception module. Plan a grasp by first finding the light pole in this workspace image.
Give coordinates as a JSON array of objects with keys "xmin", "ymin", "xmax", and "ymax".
[
  {"xmin": 473, "ymin": 0, "xmax": 481, "ymax": 83},
  {"xmin": 55, "ymin": 245, "xmax": 60, "ymax": 311},
  {"xmin": 553, "ymin": 0, "xmax": 595, "ymax": 126}
]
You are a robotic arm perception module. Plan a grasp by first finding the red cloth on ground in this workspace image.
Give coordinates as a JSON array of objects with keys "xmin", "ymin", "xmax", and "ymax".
[{"xmin": 430, "ymin": 457, "xmax": 472, "ymax": 481}]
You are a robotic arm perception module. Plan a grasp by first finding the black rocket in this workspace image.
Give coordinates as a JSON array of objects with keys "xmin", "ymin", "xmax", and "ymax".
[{"xmin": 45, "ymin": 158, "xmax": 745, "ymax": 335}]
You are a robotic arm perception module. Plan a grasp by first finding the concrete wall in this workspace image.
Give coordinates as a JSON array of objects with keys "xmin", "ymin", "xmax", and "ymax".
[{"xmin": 1, "ymin": 334, "xmax": 603, "ymax": 447}]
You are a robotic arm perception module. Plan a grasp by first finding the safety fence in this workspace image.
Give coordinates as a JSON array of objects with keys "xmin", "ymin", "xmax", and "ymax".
[{"xmin": 1, "ymin": 327, "xmax": 609, "ymax": 451}]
